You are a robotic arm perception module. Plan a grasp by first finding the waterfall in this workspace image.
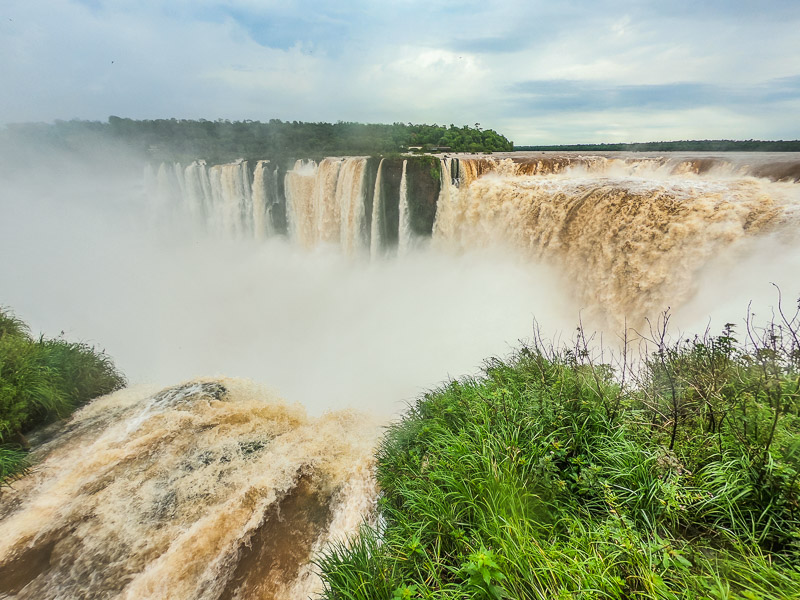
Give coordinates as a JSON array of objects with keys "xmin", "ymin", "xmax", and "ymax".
[
  {"xmin": 0, "ymin": 379, "xmax": 378, "ymax": 600},
  {"xmin": 251, "ymin": 160, "xmax": 274, "ymax": 239},
  {"xmin": 173, "ymin": 162, "xmax": 186, "ymax": 198},
  {"xmin": 336, "ymin": 157, "xmax": 369, "ymax": 255},
  {"xmin": 208, "ymin": 160, "xmax": 253, "ymax": 238},
  {"xmin": 284, "ymin": 159, "xmax": 319, "ymax": 247},
  {"xmin": 430, "ymin": 158, "xmax": 795, "ymax": 328},
  {"xmin": 431, "ymin": 156, "xmax": 461, "ymax": 242},
  {"xmin": 312, "ymin": 159, "xmax": 345, "ymax": 244},
  {"xmin": 369, "ymin": 158, "xmax": 385, "ymax": 259},
  {"xmin": 143, "ymin": 163, "xmax": 157, "ymax": 209},
  {"xmin": 183, "ymin": 160, "xmax": 211, "ymax": 224},
  {"xmin": 148, "ymin": 152, "xmax": 800, "ymax": 326},
  {"xmin": 284, "ymin": 158, "xmax": 351, "ymax": 247},
  {"xmin": 398, "ymin": 159, "xmax": 412, "ymax": 256},
  {"xmin": 155, "ymin": 162, "xmax": 179, "ymax": 207}
]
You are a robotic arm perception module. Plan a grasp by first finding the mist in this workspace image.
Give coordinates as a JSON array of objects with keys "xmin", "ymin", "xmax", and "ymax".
[
  {"xmin": 0, "ymin": 157, "xmax": 580, "ymax": 415},
  {"xmin": 3, "ymin": 142, "xmax": 800, "ymax": 420},
  {"xmin": 673, "ymin": 231, "xmax": 800, "ymax": 334}
]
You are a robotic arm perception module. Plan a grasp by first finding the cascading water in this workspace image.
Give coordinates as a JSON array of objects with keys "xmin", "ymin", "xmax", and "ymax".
[
  {"xmin": 155, "ymin": 163, "xmax": 178, "ymax": 212},
  {"xmin": 335, "ymin": 158, "xmax": 369, "ymax": 255},
  {"xmin": 5, "ymin": 150, "xmax": 799, "ymax": 600},
  {"xmin": 208, "ymin": 160, "xmax": 253, "ymax": 238},
  {"xmin": 251, "ymin": 160, "xmax": 274, "ymax": 240},
  {"xmin": 284, "ymin": 158, "xmax": 370, "ymax": 251},
  {"xmin": 146, "ymin": 152, "xmax": 800, "ymax": 327},
  {"xmin": 182, "ymin": 160, "xmax": 212, "ymax": 224},
  {"xmin": 0, "ymin": 380, "xmax": 378, "ymax": 600},
  {"xmin": 284, "ymin": 159, "xmax": 318, "ymax": 246},
  {"xmin": 432, "ymin": 156, "xmax": 799, "ymax": 328},
  {"xmin": 312, "ymin": 159, "xmax": 344, "ymax": 245},
  {"xmin": 398, "ymin": 159, "xmax": 412, "ymax": 256},
  {"xmin": 369, "ymin": 158, "xmax": 385, "ymax": 258}
]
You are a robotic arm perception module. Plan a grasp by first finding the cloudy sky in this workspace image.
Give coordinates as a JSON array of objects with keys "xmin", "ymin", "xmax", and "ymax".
[{"xmin": 1, "ymin": 0, "xmax": 799, "ymax": 144}]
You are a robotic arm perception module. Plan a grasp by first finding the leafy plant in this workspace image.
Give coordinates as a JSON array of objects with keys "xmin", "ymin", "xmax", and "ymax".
[
  {"xmin": 391, "ymin": 584, "xmax": 418, "ymax": 599},
  {"xmin": 461, "ymin": 547, "xmax": 507, "ymax": 599},
  {"xmin": 0, "ymin": 307, "xmax": 126, "ymax": 484},
  {"xmin": 318, "ymin": 297, "xmax": 800, "ymax": 600}
]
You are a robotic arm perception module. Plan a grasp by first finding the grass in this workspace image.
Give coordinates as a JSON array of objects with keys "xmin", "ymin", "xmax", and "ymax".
[
  {"xmin": 0, "ymin": 307, "xmax": 126, "ymax": 484},
  {"xmin": 318, "ymin": 306, "xmax": 800, "ymax": 599}
]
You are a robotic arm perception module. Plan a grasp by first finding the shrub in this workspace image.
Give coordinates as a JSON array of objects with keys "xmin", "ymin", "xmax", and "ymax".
[
  {"xmin": 318, "ymin": 303, "xmax": 800, "ymax": 599},
  {"xmin": 0, "ymin": 307, "xmax": 125, "ymax": 484}
]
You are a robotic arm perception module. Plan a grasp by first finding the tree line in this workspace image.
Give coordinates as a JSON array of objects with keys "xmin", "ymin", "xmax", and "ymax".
[
  {"xmin": 0, "ymin": 118, "xmax": 514, "ymax": 163},
  {"xmin": 516, "ymin": 139, "xmax": 800, "ymax": 152}
]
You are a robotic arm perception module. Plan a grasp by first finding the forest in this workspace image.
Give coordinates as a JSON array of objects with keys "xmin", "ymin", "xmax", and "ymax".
[
  {"xmin": 0, "ymin": 118, "xmax": 514, "ymax": 163},
  {"xmin": 516, "ymin": 139, "xmax": 800, "ymax": 152}
]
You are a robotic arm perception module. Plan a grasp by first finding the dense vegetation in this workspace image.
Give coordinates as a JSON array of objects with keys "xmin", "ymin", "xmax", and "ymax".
[
  {"xmin": 515, "ymin": 140, "xmax": 800, "ymax": 152},
  {"xmin": 0, "ymin": 118, "xmax": 513, "ymax": 164},
  {"xmin": 320, "ymin": 306, "xmax": 800, "ymax": 599},
  {"xmin": 0, "ymin": 309, "xmax": 126, "ymax": 484}
]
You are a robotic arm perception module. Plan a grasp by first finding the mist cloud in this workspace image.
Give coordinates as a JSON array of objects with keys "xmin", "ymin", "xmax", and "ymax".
[{"xmin": 0, "ymin": 158, "xmax": 580, "ymax": 415}]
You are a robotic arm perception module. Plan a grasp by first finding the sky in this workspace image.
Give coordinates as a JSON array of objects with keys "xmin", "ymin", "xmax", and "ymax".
[{"xmin": 1, "ymin": 0, "xmax": 799, "ymax": 144}]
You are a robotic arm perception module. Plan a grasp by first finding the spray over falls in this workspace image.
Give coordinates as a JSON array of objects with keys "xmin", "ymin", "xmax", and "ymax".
[
  {"xmin": 148, "ymin": 152, "xmax": 800, "ymax": 328},
  {"xmin": 434, "ymin": 165, "xmax": 789, "ymax": 325}
]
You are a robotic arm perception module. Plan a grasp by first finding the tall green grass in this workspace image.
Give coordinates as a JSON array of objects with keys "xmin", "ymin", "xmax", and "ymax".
[
  {"xmin": 0, "ymin": 445, "xmax": 29, "ymax": 483},
  {"xmin": 319, "ymin": 308, "xmax": 800, "ymax": 599},
  {"xmin": 0, "ymin": 307, "xmax": 126, "ymax": 484}
]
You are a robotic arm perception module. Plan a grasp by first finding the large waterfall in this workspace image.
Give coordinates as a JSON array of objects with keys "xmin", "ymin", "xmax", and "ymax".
[
  {"xmin": 433, "ymin": 156, "xmax": 796, "ymax": 326},
  {"xmin": 3, "ymin": 151, "xmax": 800, "ymax": 600},
  {"xmin": 149, "ymin": 152, "xmax": 800, "ymax": 328}
]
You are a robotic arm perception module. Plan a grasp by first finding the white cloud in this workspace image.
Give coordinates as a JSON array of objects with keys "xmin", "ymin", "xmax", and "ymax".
[{"xmin": 1, "ymin": 0, "xmax": 799, "ymax": 143}]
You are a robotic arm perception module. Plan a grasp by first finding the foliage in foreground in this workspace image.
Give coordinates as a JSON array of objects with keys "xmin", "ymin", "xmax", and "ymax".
[
  {"xmin": 0, "ymin": 307, "xmax": 126, "ymax": 484},
  {"xmin": 319, "ymin": 308, "xmax": 800, "ymax": 599}
]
